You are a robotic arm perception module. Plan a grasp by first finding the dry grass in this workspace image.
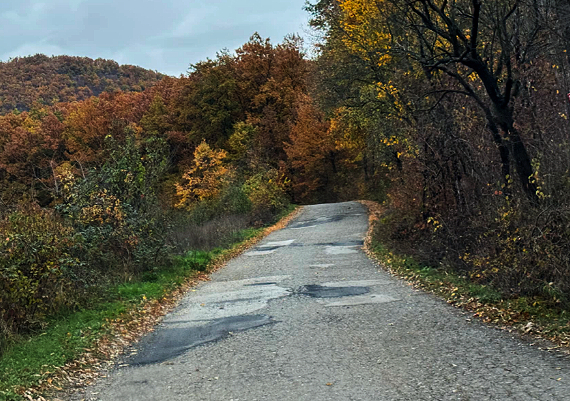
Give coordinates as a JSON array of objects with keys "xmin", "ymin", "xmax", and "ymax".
[{"xmin": 169, "ymin": 214, "xmax": 250, "ymax": 252}]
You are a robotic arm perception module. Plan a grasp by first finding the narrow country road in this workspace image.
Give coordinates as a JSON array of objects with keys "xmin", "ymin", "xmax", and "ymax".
[{"xmin": 70, "ymin": 202, "xmax": 570, "ymax": 400}]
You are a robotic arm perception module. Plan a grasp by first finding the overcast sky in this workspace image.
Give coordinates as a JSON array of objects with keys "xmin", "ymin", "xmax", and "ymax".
[{"xmin": 0, "ymin": 0, "xmax": 311, "ymax": 76}]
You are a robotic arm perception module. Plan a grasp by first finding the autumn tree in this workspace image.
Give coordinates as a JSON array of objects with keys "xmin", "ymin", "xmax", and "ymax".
[
  {"xmin": 175, "ymin": 141, "xmax": 229, "ymax": 209},
  {"xmin": 336, "ymin": 0, "xmax": 556, "ymax": 201},
  {"xmin": 0, "ymin": 107, "xmax": 66, "ymax": 205},
  {"xmin": 64, "ymin": 91, "xmax": 150, "ymax": 166},
  {"xmin": 240, "ymin": 35, "xmax": 309, "ymax": 167},
  {"xmin": 285, "ymin": 94, "xmax": 334, "ymax": 202}
]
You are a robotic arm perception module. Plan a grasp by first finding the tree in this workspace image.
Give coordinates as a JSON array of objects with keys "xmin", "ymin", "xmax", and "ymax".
[
  {"xmin": 174, "ymin": 55, "xmax": 243, "ymax": 149},
  {"xmin": 285, "ymin": 94, "xmax": 334, "ymax": 202},
  {"xmin": 175, "ymin": 141, "xmax": 229, "ymax": 209},
  {"xmin": 64, "ymin": 91, "xmax": 149, "ymax": 165},
  {"xmin": 236, "ymin": 34, "xmax": 309, "ymax": 167},
  {"xmin": 334, "ymin": 0, "xmax": 552, "ymax": 202},
  {"xmin": 0, "ymin": 108, "xmax": 66, "ymax": 204}
]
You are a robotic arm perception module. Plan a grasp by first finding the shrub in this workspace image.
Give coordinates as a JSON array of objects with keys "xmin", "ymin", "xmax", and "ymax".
[
  {"xmin": 242, "ymin": 169, "xmax": 289, "ymax": 223},
  {"xmin": 0, "ymin": 205, "xmax": 80, "ymax": 335},
  {"xmin": 57, "ymin": 134, "xmax": 170, "ymax": 279}
]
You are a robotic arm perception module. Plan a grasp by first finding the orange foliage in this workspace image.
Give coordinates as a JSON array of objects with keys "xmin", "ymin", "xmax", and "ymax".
[
  {"xmin": 285, "ymin": 94, "xmax": 334, "ymax": 201},
  {"xmin": 0, "ymin": 54, "xmax": 163, "ymax": 115},
  {"xmin": 63, "ymin": 91, "xmax": 151, "ymax": 164}
]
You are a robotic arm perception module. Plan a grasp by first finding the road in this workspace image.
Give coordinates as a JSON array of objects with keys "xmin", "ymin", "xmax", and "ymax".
[{"xmin": 70, "ymin": 202, "xmax": 570, "ymax": 400}]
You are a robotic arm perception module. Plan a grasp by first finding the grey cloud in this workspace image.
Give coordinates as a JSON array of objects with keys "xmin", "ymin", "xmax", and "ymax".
[{"xmin": 0, "ymin": 0, "xmax": 309, "ymax": 76}]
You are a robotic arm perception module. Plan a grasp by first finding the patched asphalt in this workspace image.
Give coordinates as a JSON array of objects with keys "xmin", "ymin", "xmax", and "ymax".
[{"xmin": 68, "ymin": 202, "xmax": 570, "ymax": 401}]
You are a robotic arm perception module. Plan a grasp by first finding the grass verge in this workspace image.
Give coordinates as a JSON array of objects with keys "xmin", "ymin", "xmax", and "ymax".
[
  {"xmin": 359, "ymin": 200, "xmax": 570, "ymax": 355},
  {"xmin": 0, "ymin": 205, "xmax": 301, "ymax": 401}
]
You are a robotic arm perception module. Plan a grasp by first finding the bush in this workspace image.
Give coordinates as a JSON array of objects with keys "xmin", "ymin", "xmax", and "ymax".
[
  {"xmin": 57, "ymin": 134, "xmax": 171, "ymax": 279},
  {"xmin": 243, "ymin": 169, "xmax": 289, "ymax": 223},
  {"xmin": 0, "ymin": 205, "xmax": 80, "ymax": 335},
  {"xmin": 462, "ymin": 197, "xmax": 570, "ymax": 303}
]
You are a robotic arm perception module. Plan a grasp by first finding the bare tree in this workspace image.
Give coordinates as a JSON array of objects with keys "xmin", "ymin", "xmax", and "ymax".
[{"xmin": 381, "ymin": 0, "xmax": 553, "ymax": 202}]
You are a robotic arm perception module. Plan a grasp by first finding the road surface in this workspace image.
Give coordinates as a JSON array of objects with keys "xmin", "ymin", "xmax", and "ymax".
[{"xmin": 70, "ymin": 202, "xmax": 570, "ymax": 400}]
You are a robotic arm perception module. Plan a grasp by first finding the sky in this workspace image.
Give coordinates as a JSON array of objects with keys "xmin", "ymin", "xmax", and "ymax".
[{"xmin": 0, "ymin": 0, "xmax": 312, "ymax": 76}]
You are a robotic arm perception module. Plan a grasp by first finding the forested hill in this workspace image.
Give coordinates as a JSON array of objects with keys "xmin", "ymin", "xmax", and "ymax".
[{"xmin": 0, "ymin": 54, "xmax": 164, "ymax": 114}]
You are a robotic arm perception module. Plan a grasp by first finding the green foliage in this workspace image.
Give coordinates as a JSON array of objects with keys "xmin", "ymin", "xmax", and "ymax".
[
  {"xmin": 243, "ymin": 170, "xmax": 289, "ymax": 222},
  {"xmin": 176, "ymin": 55, "xmax": 243, "ymax": 149},
  {"xmin": 227, "ymin": 122, "xmax": 256, "ymax": 166},
  {"xmin": 140, "ymin": 95, "xmax": 170, "ymax": 135},
  {"xmin": 58, "ymin": 134, "xmax": 170, "ymax": 278},
  {"xmin": 218, "ymin": 183, "xmax": 253, "ymax": 216},
  {"xmin": 0, "ymin": 205, "xmax": 80, "ymax": 336}
]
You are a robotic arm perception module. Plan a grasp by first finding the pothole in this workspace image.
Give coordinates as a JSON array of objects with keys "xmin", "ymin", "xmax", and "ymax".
[
  {"xmin": 296, "ymin": 284, "xmax": 370, "ymax": 298},
  {"xmin": 129, "ymin": 314, "xmax": 275, "ymax": 365}
]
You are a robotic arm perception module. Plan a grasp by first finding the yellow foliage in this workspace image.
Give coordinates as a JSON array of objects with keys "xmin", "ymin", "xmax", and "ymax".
[
  {"xmin": 79, "ymin": 189, "xmax": 125, "ymax": 226},
  {"xmin": 175, "ymin": 141, "xmax": 229, "ymax": 209},
  {"xmin": 339, "ymin": 0, "xmax": 391, "ymax": 66},
  {"xmin": 376, "ymin": 81, "xmax": 398, "ymax": 99},
  {"xmin": 328, "ymin": 107, "xmax": 366, "ymax": 164}
]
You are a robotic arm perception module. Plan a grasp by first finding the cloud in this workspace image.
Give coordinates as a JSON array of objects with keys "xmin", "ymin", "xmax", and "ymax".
[{"xmin": 0, "ymin": 0, "xmax": 309, "ymax": 76}]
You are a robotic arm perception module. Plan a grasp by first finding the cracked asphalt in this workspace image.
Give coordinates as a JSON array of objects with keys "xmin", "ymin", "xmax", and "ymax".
[{"xmin": 69, "ymin": 202, "xmax": 570, "ymax": 401}]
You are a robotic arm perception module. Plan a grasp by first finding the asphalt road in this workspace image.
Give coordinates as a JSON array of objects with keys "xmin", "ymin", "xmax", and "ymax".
[{"xmin": 70, "ymin": 202, "xmax": 570, "ymax": 400}]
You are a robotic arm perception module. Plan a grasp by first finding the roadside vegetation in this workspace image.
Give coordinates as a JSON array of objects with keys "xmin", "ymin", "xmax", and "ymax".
[
  {"xmin": 371, "ymin": 239, "xmax": 570, "ymax": 348},
  {"xmin": 361, "ymin": 201, "xmax": 570, "ymax": 353},
  {"xmin": 5, "ymin": 0, "xmax": 570, "ymax": 398},
  {"xmin": 0, "ymin": 35, "xmax": 305, "ymax": 400},
  {"xmin": 304, "ymin": 0, "xmax": 570, "ymax": 347},
  {"xmin": 0, "ymin": 205, "xmax": 297, "ymax": 401}
]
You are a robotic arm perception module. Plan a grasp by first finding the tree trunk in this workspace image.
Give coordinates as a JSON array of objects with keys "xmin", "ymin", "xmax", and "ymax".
[
  {"xmin": 504, "ymin": 124, "xmax": 538, "ymax": 203},
  {"xmin": 483, "ymin": 110, "xmax": 512, "ymax": 194}
]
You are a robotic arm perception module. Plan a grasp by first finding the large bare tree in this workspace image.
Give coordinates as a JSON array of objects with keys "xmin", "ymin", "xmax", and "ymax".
[{"xmin": 382, "ymin": 0, "xmax": 553, "ymax": 202}]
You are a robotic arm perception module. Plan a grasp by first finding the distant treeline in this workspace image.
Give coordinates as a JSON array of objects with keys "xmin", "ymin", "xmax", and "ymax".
[{"xmin": 0, "ymin": 54, "xmax": 164, "ymax": 114}]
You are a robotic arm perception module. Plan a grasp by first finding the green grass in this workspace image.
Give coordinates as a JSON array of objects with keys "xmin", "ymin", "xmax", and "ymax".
[
  {"xmin": 0, "ymin": 301, "xmax": 129, "ymax": 400},
  {"xmin": 0, "ymin": 214, "xmax": 285, "ymax": 401}
]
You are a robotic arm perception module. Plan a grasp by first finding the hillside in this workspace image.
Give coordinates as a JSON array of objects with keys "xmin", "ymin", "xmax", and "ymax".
[{"xmin": 0, "ymin": 54, "xmax": 165, "ymax": 114}]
